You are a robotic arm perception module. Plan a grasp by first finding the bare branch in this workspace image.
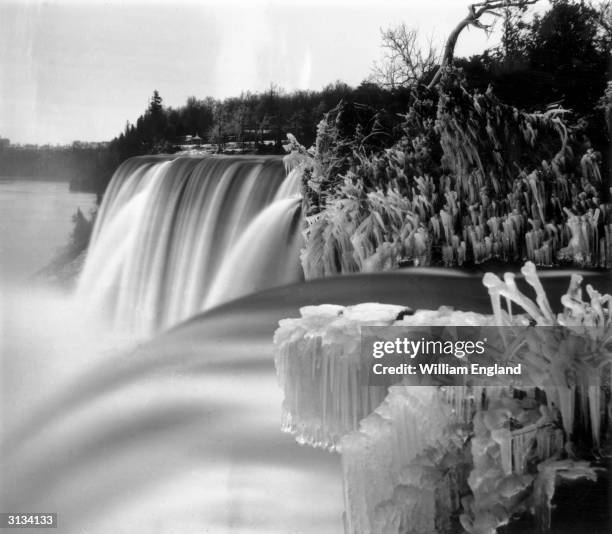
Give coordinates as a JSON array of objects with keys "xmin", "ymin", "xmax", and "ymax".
[{"xmin": 371, "ymin": 24, "xmax": 439, "ymax": 89}]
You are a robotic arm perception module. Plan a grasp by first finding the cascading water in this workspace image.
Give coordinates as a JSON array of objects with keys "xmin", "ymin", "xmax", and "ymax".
[
  {"xmin": 77, "ymin": 155, "xmax": 303, "ymax": 335},
  {"xmin": 1, "ymin": 155, "xmax": 345, "ymax": 534},
  {"xmin": 203, "ymin": 196, "xmax": 303, "ymax": 309}
]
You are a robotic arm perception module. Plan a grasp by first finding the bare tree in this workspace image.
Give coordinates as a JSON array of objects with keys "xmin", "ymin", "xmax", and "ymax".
[
  {"xmin": 371, "ymin": 23, "xmax": 439, "ymax": 89},
  {"xmin": 428, "ymin": 0, "xmax": 540, "ymax": 89}
]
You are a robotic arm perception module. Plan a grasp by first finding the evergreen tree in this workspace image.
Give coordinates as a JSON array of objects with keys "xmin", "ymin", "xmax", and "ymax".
[{"xmin": 149, "ymin": 90, "xmax": 163, "ymax": 114}]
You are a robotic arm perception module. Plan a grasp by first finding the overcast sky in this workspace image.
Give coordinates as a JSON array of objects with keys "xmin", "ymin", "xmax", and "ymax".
[{"xmin": 0, "ymin": 0, "xmax": 547, "ymax": 145}]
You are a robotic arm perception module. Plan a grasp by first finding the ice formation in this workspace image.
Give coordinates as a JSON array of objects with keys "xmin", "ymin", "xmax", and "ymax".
[
  {"xmin": 272, "ymin": 262, "xmax": 610, "ymax": 533},
  {"xmin": 339, "ymin": 386, "xmax": 469, "ymax": 534},
  {"xmin": 483, "ymin": 262, "xmax": 611, "ymax": 443},
  {"xmin": 273, "ymin": 303, "xmax": 410, "ymax": 449},
  {"xmin": 459, "ymin": 389, "xmax": 567, "ymax": 534}
]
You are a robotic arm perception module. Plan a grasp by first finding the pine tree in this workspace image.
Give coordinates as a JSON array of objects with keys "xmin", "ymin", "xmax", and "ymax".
[{"xmin": 149, "ymin": 90, "xmax": 163, "ymax": 114}]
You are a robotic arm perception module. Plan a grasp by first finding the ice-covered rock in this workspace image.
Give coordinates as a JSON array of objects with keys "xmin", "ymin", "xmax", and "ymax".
[
  {"xmin": 274, "ymin": 262, "xmax": 610, "ymax": 533},
  {"xmin": 339, "ymin": 386, "xmax": 469, "ymax": 534},
  {"xmin": 273, "ymin": 303, "xmax": 409, "ymax": 450},
  {"xmin": 273, "ymin": 299, "xmax": 504, "ymax": 450},
  {"xmin": 460, "ymin": 390, "xmax": 567, "ymax": 534},
  {"xmin": 273, "ymin": 300, "xmax": 504, "ymax": 451}
]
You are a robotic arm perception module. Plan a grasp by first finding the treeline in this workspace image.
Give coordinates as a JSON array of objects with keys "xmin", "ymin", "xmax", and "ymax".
[
  {"xmin": 111, "ymin": 82, "xmax": 412, "ymax": 169},
  {"xmin": 0, "ymin": 83, "xmax": 411, "ymax": 195},
  {"xmin": 0, "ymin": 143, "xmax": 113, "ymax": 197}
]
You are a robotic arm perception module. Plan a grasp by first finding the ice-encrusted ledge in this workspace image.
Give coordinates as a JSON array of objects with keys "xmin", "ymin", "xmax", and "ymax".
[
  {"xmin": 273, "ymin": 263, "xmax": 610, "ymax": 534},
  {"xmin": 273, "ymin": 302, "xmax": 410, "ymax": 450}
]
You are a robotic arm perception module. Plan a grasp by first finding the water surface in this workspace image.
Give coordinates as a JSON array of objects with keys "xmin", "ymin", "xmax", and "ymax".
[{"xmin": 0, "ymin": 179, "xmax": 96, "ymax": 283}]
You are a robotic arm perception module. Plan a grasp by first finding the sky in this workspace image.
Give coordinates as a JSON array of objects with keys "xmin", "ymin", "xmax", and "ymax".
[{"xmin": 0, "ymin": 0, "xmax": 548, "ymax": 145}]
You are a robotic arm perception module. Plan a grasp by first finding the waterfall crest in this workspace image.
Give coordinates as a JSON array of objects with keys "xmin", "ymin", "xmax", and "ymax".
[{"xmin": 77, "ymin": 155, "xmax": 303, "ymax": 335}]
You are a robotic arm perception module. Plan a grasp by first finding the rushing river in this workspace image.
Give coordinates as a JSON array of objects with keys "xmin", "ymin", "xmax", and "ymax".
[{"xmin": 0, "ymin": 165, "xmax": 344, "ymax": 534}]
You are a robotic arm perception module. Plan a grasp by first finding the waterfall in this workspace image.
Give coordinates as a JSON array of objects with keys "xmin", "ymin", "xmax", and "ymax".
[
  {"xmin": 204, "ymin": 196, "xmax": 303, "ymax": 309},
  {"xmin": 77, "ymin": 155, "xmax": 303, "ymax": 335}
]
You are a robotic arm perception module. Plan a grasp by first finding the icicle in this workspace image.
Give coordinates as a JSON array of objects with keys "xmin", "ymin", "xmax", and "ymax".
[
  {"xmin": 472, "ymin": 385, "xmax": 485, "ymax": 412},
  {"xmin": 511, "ymin": 425, "xmax": 533, "ymax": 474},
  {"xmin": 554, "ymin": 386, "xmax": 575, "ymax": 437},
  {"xmin": 482, "ymin": 273, "xmax": 507, "ymax": 326},
  {"xmin": 535, "ymin": 425, "xmax": 564, "ymax": 460},
  {"xmin": 492, "ymin": 426, "xmax": 513, "ymax": 475},
  {"xmin": 440, "ymin": 385, "xmax": 475, "ymax": 424},
  {"xmin": 521, "ymin": 262, "xmax": 554, "ymax": 322},
  {"xmin": 588, "ymin": 383, "xmax": 601, "ymax": 446},
  {"xmin": 483, "ymin": 265, "xmax": 554, "ymax": 325},
  {"xmin": 533, "ymin": 459, "xmax": 599, "ymax": 530}
]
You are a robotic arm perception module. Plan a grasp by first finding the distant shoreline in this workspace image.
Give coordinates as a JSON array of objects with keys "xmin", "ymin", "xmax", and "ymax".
[{"xmin": 0, "ymin": 175, "xmax": 71, "ymax": 183}]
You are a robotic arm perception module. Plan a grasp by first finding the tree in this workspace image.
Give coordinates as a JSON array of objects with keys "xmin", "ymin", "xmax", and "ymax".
[
  {"xmin": 428, "ymin": 0, "xmax": 541, "ymax": 88},
  {"xmin": 371, "ymin": 24, "xmax": 439, "ymax": 88},
  {"xmin": 137, "ymin": 89, "xmax": 167, "ymax": 150},
  {"xmin": 499, "ymin": 1, "xmax": 531, "ymax": 59},
  {"xmin": 149, "ymin": 90, "xmax": 163, "ymax": 114},
  {"xmin": 525, "ymin": 0, "xmax": 611, "ymax": 112},
  {"xmin": 209, "ymin": 101, "xmax": 228, "ymax": 149},
  {"xmin": 182, "ymin": 96, "xmax": 214, "ymax": 138}
]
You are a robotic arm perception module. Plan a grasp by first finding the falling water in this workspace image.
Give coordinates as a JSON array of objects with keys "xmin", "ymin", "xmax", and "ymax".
[
  {"xmin": 0, "ymin": 156, "xmax": 343, "ymax": 534},
  {"xmin": 77, "ymin": 155, "xmax": 303, "ymax": 335},
  {"xmin": 204, "ymin": 196, "xmax": 303, "ymax": 309}
]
